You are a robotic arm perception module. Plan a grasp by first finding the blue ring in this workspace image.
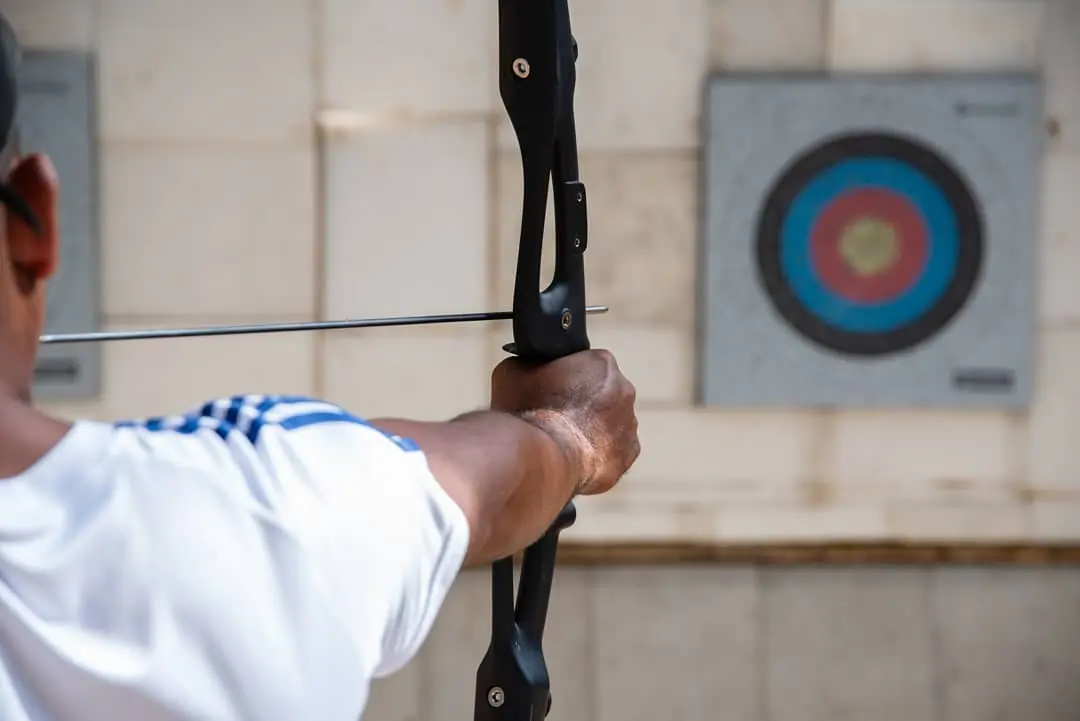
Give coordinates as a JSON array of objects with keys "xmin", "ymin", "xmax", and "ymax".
[{"xmin": 778, "ymin": 158, "xmax": 959, "ymax": 333}]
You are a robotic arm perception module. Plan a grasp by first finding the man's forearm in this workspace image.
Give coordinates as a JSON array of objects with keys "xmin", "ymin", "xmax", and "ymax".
[{"xmin": 370, "ymin": 411, "xmax": 590, "ymax": 566}]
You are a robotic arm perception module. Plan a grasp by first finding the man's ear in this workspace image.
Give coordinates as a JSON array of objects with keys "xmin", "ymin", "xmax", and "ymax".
[{"xmin": 4, "ymin": 153, "xmax": 59, "ymax": 283}]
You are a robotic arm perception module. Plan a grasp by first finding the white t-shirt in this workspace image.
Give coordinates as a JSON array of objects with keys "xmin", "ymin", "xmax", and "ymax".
[{"xmin": 0, "ymin": 395, "xmax": 471, "ymax": 721}]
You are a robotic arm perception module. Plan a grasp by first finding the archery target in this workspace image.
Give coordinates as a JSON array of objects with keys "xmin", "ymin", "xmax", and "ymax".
[
  {"xmin": 756, "ymin": 132, "xmax": 983, "ymax": 357},
  {"xmin": 700, "ymin": 75, "xmax": 1038, "ymax": 408}
]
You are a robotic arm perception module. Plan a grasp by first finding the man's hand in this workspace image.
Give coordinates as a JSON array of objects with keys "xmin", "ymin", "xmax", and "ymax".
[
  {"xmin": 370, "ymin": 348, "xmax": 640, "ymax": 564},
  {"xmin": 490, "ymin": 349, "xmax": 640, "ymax": 497}
]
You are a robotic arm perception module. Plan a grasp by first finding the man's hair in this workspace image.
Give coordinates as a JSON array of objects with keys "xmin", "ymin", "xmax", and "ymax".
[{"xmin": 0, "ymin": 12, "xmax": 26, "ymax": 232}]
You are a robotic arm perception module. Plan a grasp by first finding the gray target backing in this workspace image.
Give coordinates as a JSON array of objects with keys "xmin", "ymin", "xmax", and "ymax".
[
  {"xmin": 699, "ymin": 74, "xmax": 1039, "ymax": 408},
  {"xmin": 19, "ymin": 51, "xmax": 101, "ymax": 399}
]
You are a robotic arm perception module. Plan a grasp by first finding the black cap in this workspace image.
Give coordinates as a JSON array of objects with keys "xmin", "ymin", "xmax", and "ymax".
[{"xmin": 0, "ymin": 13, "xmax": 39, "ymax": 234}]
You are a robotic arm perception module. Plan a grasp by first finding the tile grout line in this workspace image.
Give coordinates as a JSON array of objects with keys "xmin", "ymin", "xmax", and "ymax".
[
  {"xmin": 756, "ymin": 566, "xmax": 772, "ymax": 721},
  {"xmin": 926, "ymin": 568, "xmax": 947, "ymax": 721},
  {"xmin": 310, "ymin": 0, "xmax": 327, "ymax": 399},
  {"xmin": 585, "ymin": 567, "xmax": 600, "ymax": 721},
  {"xmin": 822, "ymin": 0, "xmax": 837, "ymax": 71}
]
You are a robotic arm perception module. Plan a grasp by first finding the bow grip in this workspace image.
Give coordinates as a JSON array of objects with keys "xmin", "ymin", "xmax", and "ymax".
[{"xmin": 508, "ymin": 177, "xmax": 589, "ymax": 362}]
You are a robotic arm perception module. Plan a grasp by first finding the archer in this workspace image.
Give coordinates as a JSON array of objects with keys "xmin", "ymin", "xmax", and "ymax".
[{"xmin": 0, "ymin": 12, "xmax": 640, "ymax": 721}]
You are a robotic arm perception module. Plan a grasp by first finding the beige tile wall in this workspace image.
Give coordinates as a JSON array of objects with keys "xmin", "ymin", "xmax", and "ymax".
[
  {"xmin": 367, "ymin": 565, "xmax": 1080, "ymax": 721},
  {"xmin": 10, "ymin": 0, "xmax": 1080, "ymax": 543}
]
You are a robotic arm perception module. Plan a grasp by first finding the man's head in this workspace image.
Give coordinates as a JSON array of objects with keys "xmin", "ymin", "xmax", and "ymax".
[{"xmin": 0, "ymin": 13, "xmax": 59, "ymax": 402}]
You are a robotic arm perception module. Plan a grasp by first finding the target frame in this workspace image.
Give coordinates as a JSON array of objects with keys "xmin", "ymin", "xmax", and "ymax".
[{"xmin": 698, "ymin": 73, "xmax": 1038, "ymax": 409}]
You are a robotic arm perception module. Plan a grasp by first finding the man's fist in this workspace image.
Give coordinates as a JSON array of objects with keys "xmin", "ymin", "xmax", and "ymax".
[{"xmin": 491, "ymin": 349, "xmax": 640, "ymax": 496}]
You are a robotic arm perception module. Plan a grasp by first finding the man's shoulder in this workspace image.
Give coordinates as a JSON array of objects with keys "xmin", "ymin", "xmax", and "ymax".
[
  {"xmin": 35, "ymin": 396, "xmax": 405, "ymax": 533},
  {"xmin": 106, "ymin": 395, "xmax": 426, "ymax": 496}
]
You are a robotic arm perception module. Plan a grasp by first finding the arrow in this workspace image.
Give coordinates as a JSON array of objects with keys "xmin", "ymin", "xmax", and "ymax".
[{"xmin": 38, "ymin": 306, "xmax": 610, "ymax": 345}]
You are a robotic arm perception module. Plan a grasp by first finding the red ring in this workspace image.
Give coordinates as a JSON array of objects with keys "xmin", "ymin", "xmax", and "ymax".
[{"xmin": 810, "ymin": 188, "xmax": 928, "ymax": 304}]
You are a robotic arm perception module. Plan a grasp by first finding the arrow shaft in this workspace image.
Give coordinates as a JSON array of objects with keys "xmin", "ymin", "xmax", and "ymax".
[{"xmin": 38, "ymin": 306, "xmax": 610, "ymax": 345}]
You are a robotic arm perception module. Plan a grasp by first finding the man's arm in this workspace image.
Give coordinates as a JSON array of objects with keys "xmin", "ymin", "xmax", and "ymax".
[{"xmin": 370, "ymin": 410, "xmax": 592, "ymax": 567}]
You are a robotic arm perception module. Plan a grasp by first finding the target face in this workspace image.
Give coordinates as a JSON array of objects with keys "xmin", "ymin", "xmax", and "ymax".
[{"xmin": 755, "ymin": 133, "xmax": 984, "ymax": 356}]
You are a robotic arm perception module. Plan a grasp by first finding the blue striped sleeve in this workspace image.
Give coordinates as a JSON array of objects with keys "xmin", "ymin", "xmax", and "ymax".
[{"xmin": 115, "ymin": 394, "xmax": 419, "ymax": 452}]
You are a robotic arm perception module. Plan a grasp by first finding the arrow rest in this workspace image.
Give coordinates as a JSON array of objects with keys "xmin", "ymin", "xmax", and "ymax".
[{"xmin": 475, "ymin": 1, "xmax": 587, "ymax": 719}]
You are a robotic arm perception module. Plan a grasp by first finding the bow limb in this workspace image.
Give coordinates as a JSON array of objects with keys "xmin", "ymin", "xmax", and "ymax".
[{"xmin": 473, "ymin": 1, "xmax": 587, "ymax": 719}]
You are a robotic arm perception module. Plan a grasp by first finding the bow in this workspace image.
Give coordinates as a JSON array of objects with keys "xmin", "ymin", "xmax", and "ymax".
[{"xmin": 473, "ymin": 1, "xmax": 586, "ymax": 720}]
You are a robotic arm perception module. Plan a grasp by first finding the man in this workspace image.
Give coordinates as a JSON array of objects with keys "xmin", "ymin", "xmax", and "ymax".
[{"xmin": 0, "ymin": 14, "xmax": 640, "ymax": 721}]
